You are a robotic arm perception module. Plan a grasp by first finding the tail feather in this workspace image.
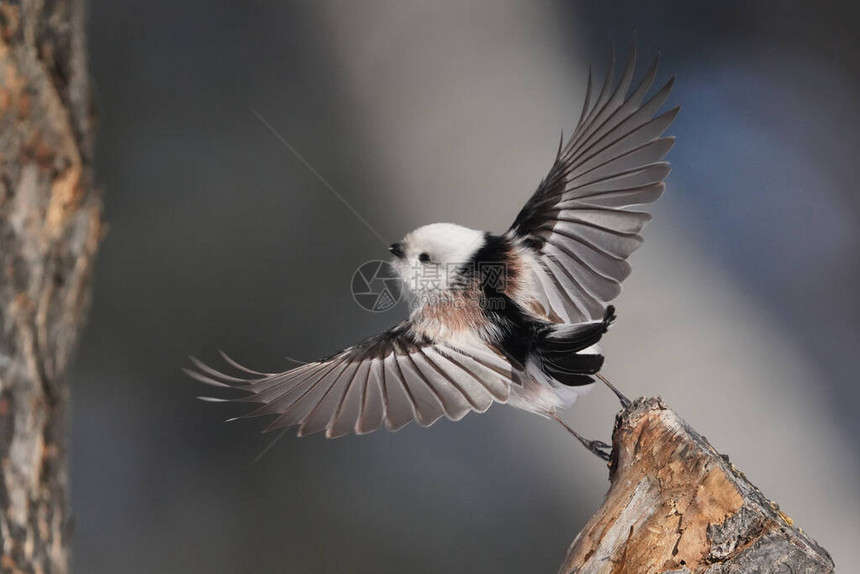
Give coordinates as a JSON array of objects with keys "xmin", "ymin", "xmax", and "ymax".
[
  {"xmin": 545, "ymin": 353, "xmax": 604, "ymax": 375},
  {"xmin": 538, "ymin": 306, "xmax": 614, "ymax": 387},
  {"xmin": 542, "ymin": 306, "xmax": 615, "ymax": 349}
]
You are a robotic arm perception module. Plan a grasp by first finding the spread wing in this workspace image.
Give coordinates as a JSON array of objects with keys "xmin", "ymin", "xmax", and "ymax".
[
  {"xmin": 189, "ymin": 322, "xmax": 518, "ymax": 438},
  {"xmin": 510, "ymin": 42, "xmax": 678, "ymax": 323}
]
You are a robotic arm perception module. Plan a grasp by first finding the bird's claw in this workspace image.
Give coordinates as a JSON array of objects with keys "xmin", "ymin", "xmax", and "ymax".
[{"xmin": 586, "ymin": 440, "xmax": 612, "ymax": 461}]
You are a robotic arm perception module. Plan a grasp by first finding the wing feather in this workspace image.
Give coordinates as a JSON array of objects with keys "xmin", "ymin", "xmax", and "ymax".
[
  {"xmin": 509, "ymin": 40, "xmax": 676, "ymax": 323},
  {"xmin": 192, "ymin": 322, "xmax": 519, "ymax": 438},
  {"xmin": 394, "ymin": 344, "xmax": 447, "ymax": 427},
  {"xmin": 408, "ymin": 348, "xmax": 474, "ymax": 420},
  {"xmin": 417, "ymin": 347, "xmax": 494, "ymax": 413},
  {"xmin": 437, "ymin": 344, "xmax": 512, "ymax": 401},
  {"xmin": 298, "ymin": 362, "xmax": 361, "ymax": 437},
  {"xmin": 357, "ymin": 359, "xmax": 386, "ymax": 435},
  {"xmin": 264, "ymin": 360, "xmax": 352, "ymax": 432},
  {"xmin": 326, "ymin": 360, "xmax": 369, "ymax": 438},
  {"xmin": 381, "ymin": 353, "xmax": 418, "ymax": 431},
  {"xmin": 568, "ymin": 42, "xmax": 635, "ymax": 155}
]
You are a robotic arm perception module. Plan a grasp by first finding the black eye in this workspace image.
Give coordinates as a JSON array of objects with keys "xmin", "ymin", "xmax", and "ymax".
[{"xmin": 418, "ymin": 252, "xmax": 431, "ymax": 263}]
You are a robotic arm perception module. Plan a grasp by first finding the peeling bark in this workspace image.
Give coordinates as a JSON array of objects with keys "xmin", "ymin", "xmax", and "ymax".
[
  {"xmin": 0, "ymin": 1, "xmax": 98, "ymax": 572},
  {"xmin": 559, "ymin": 398, "xmax": 834, "ymax": 574}
]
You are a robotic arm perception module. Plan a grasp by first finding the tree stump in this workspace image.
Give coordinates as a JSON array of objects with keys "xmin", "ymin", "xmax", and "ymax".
[
  {"xmin": 0, "ymin": 1, "xmax": 99, "ymax": 572},
  {"xmin": 559, "ymin": 398, "xmax": 834, "ymax": 573}
]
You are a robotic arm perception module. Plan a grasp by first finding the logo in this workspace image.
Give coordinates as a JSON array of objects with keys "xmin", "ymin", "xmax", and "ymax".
[{"xmin": 351, "ymin": 260, "xmax": 403, "ymax": 312}]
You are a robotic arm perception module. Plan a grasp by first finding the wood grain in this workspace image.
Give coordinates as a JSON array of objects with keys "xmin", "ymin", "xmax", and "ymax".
[
  {"xmin": 0, "ymin": 1, "xmax": 99, "ymax": 572},
  {"xmin": 559, "ymin": 398, "xmax": 834, "ymax": 574}
]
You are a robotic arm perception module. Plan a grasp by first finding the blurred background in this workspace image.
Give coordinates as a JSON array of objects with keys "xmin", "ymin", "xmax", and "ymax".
[{"xmin": 74, "ymin": 1, "xmax": 860, "ymax": 572}]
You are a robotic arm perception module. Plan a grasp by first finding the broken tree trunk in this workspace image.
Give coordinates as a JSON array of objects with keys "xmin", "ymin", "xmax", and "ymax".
[
  {"xmin": 0, "ymin": 1, "xmax": 99, "ymax": 572},
  {"xmin": 559, "ymin": 398, "xmax": 834, "ymax": 574}
]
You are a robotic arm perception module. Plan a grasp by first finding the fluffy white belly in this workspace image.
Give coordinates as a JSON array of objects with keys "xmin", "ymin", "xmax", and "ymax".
[{"xmin": 506, "ymin": 357, "xmax": 596, "ymax": 416}]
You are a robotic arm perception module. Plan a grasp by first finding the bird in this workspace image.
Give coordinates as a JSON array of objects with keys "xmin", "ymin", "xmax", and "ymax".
[{"xmin": 188, "ymin": 43, "xmax": 677, "ymax": 460}]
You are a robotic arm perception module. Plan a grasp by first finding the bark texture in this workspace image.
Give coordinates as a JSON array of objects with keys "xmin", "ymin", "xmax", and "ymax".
[
  {"xmin": 559, "ymin": 398, "xmax": 834, "ymax": 574},
  {"xmin": 0, "ymin": 1, "xmax": 99, "ymax": 572}
]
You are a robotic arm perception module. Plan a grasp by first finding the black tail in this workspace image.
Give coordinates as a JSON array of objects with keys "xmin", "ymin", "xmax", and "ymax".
[{"xmin": 538, "ymin": 306, "xmax": 615, "ymax": 387}]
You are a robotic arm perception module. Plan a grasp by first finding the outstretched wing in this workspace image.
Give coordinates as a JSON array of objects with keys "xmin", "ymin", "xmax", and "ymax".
[
  {"xmin": 510, "ymin": 42, "xmax": 678, "ymax": 323},
  {"xmin": 189, "ymin": 322, "xmax": 518, "ymax": 438}
]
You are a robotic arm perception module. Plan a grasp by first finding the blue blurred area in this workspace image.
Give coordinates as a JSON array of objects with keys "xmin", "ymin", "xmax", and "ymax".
[
  {"xmin": 671, "ymin": 58, "xmax": 860, "ymax": 416},
  {"xmin": 73, "ymin": 1, "xmax": 859, "ymax": 572}
]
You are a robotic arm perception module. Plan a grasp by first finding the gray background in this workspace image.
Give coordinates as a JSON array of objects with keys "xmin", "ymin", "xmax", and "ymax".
[{"xmin": 74, "ymin": 1, "xmax": 860, "ymax": 572}]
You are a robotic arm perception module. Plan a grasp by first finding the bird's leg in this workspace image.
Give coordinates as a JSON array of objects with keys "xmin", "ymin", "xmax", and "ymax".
[
  {"xmin": 596, "ymin": 372, "xmax": 631, "ymax": 409},
  {"xmin": 552, "ymin": 414, "xmax": 611, "ymax": 461}
]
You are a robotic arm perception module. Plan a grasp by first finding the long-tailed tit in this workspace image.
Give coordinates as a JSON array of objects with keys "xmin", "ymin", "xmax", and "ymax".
[{"xmin": 190, "ymin": 45, "xmax": 676, "ymax": 460}]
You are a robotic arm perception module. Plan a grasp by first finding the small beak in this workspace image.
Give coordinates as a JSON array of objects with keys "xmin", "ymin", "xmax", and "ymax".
[{"xmin": 388, "ymin": 242, "xmax": 405, "ymax": 259}]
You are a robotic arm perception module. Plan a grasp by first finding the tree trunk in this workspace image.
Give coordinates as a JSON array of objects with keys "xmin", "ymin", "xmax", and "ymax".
[
  {"xmin": 559, "ymin": 398, "xmax": 835, "ymax": 574},
  {"xmin": 0, "ymin": 1, "xmax": 99, "ymax": 572}
]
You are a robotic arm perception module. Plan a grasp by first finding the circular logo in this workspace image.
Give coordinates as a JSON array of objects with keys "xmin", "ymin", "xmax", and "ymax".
[{"xmin": 351, "ymin": 260, "xmax": 403, "ymax": 312}]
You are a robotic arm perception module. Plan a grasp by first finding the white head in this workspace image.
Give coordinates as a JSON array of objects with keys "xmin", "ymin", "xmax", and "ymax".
[{"xmin": 389, "ymin": 223, "xmax": 486, "ymax": 297}]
